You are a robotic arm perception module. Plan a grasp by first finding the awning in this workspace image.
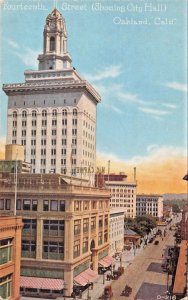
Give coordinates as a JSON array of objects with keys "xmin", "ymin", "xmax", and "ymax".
[
  {"xmin": 74, "ymin": 268, "xmax": 98, "ymax": 286},
  {"xmin": 99, "ymin": 255, "xmax": 115, "ymax": 267},
  {"xmin": 20, "ymin": 276, "xmax": 64, "ymax": 290}
]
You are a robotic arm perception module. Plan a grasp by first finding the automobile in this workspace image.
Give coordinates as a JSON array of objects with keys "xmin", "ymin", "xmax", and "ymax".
[
  {"xmin": 154, "ymin": 240, "xmax": 159, "ymax": 245},
  {"xmin": 149, "ymin": 237, "xmax": 154, "ymax": 243}
]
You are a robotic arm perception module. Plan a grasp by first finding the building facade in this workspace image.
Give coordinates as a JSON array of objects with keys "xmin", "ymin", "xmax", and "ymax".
[
  {"xmin": 0, "ymin": 173, "xmax": 110, "ymax": 296},
  {"xmin": 136, "ymin": 194, "xmax": 163, "ymax": 219},
  {"xmin": 3, "ymin": 9, "xmax": 100, "ymax": 184},
  {"xmin": 109, "ymin": 209, "xmax": 125, "ymax": 255},
  {"xmin": 0, "ymin": 216, "xmax": 23, "ymax": 300},
  {"xmin": 102, "ymin": 173, "xmax": 137, "ymax": 219}
]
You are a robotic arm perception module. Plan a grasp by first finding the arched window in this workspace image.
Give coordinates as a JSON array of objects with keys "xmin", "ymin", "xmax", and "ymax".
[
  {"xmin": 52, "ymin": 109, "xmax": 57, "ymax": 117},
  {"xmin": 62, "ymin": 109, "xmax": 67, "ymax": 116},
  {"xmin": 22, "ymin": 110, "xmax": 27, "ymax": 118},
  {"xmin": 42, "ymin": 110, "xmax": 47, "ymax": 117},
  {"xmin": 32, "ymin": 110, "xmax": 37, "ymax": 117},
  {"xmin": 73, "ymin": 109, "xmax": 77, "ymax": 116},
  {"xmin": 50, "ymin": 36, "xmax": 55, "ymax": 51},
  {"xmin": 13, "ymin": 111, "xmax": 17, "ymax": 118}
]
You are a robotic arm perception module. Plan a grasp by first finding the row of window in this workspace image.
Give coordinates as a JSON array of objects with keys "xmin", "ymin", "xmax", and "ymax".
[
  {"xmin": 74, "ymin": 216, "xmax": 108, "ymax": 235},
  {"xmin": 16, "ymin": 199, "xmax": 65, "ymax": 212},
  {"xmin": 12, "ymin": 109, "xmax": 78, "ymax": 118},
  {"xmin": 0, "ymin": 199, "xmax": 11, "ymax": 210}
]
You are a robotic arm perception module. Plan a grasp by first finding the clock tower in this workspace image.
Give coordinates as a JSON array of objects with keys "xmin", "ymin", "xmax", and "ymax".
[{"xmin": 38, "ymin": 8, "xmax": 72, "ymax": 70}]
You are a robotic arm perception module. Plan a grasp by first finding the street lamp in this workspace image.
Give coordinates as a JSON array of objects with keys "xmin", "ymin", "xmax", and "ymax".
[{"xmin": 87, "ymin": 281, "xmax": 93, "ymax": 300}]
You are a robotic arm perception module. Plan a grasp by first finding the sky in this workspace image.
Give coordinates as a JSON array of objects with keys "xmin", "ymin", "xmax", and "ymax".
[{"xmin": 0, "ymin": 0, "xmax": 187, "ymax": 194}]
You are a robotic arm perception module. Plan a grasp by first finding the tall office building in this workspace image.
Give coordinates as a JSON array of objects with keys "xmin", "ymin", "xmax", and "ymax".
[{"xmin": 3, "ymin": 9, "xmax": 100, "ymax": 184}]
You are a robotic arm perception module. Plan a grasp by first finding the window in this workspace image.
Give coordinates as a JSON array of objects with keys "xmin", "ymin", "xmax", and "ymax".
[
  {"xmin": 104, "ymin": 231, "xmax": 108, "ymax": 243},
  {"xmin": 41, "ymin": 139, "xmax": 46, "ymax": 146},
  {"xmin": 32, "ymin": 110, "xmax": 37, "ymax": 117},
  {"xmin": 22, "ymin": 110, "xmax": 27, "ymax": 118},
  {"xmin": 0, "ymin": 239, "xmax": 13, "ymax": 265},
  {"xmin": 23, "ymin": 200, "xmax": 31, "ymax": 210},
  {"xmin": 32, "ymin": 120, "xmax": 37, "ymax": 126},
  {"xmin": 43, "ymin": 241, "xmax": 64, "ymax": 260},
  {"xmin": 41, "ymin": 129, "xmax": 46, "ymax": 136},
  {"xmin": 91, "ymin": 217, "xmax": 96, "ymax": 230},
  {"xmin": 72, "ymin": 129, "xmax": 77, "ymax": 135},
  {"xmin": 98, "ymin": 232, "xmax": 102, "ymax": 245},
  {"xmin": 51, "ymin": 158, "xmax": 56, "ymax": 165},
  {"xmin": 72, "ymin": 139, "xmax": 77, "ymax": 145},
  {"xmin": 22, "ymin": 240, "xmax": 36, "ymax": 258},
  {"xmin": 0, "ymin": 274, "xmax": 12, "ymax": 299},
  {"xmin": 60, "ymin": 200, "xmax": 65, "ymax": 211},
  {"xmin": 51, "ymin": 200, "xmax": 58, "ymax": 211},
  {"xmin": 43, "ymin": 220, "xmax": 64, "ymax": 236},
  {"xmin": 72, "ymin": 119, "xmax": 77, "ymax": 125},
  {"xmin": 41, "ymin": 149, "xmax": 46, "ymax": 155},
  {"xmin": 61, "ymin": 149, "xmax": 66, "ymax": 155},
  {"xmin": 51, "ymin": 149, "xmax": 56, "ymax": 156},
  {"xmin": 62, "ymin": 119, "xmax": 67, "ymax": 126},
  {"xmin": 52, "ymin": 109, "xmax": 57, "ymax": 117},
  {"xmin": 73, "ymin": 109, "xmax": 77, "ymax": 116},
  {"xmin": 52, "ymin": 129, "xmax": 56, "ymax": 136},
  {"xmin": 22, "ymin": 120, "xmax": 27, "ymax": 127},
  {"xmin": 73, "ymin": 240, "xmax": 80, "ymax": 258},
  {"xmin": 22, "ymin": 219, "xmax": 36, "ymax": 235},
  {"xmin": 0, "ymin": 199, "xmax": 10, "ymax": 210},
  {"xmin": 31, "ymin": 130, "xmax": 36, "ymax": 136},
  {"xmin": 99, "ymin": 216, "xmax": 103, "ymax": 228},
  {"xmin": 32, "ymin": 200, "xmax": 37, "ymax": 211},
  {"xmin": 62, "ymin": 139, "xmax": 66, "ymax": 146},
  {"xmin": 74, "ymin": 201, "xmax": 81, "ymax": 211},
  {"xmin": 62, "ymin": 129, "xmax": 67, "ymax": 135},
  {"xmin": 83, "ymin": 201, "xmax": 89, "ymax": 210},
  {"xmin": 42, "ymin": 110, "xmax": 47, "ymax": 117},
  {"xmin": 43, "ymin": 200, "xmax": 49, "ymax": 211},
  {"xmin": 83, "ymin": 237, "xmax": 88, "ymax": 254},
  {"xmin": 74, "ymin": 220, "xmax": 81, "ymax": 235},
  {"xmin": 22, "ymin": 130, "xmax": 26, "ymax": 137},
  {"xmin": 31, "ymin": 139, "xmax": 36, "ymax": 146},
  {"xmin": 42, "ymin": 120, "xmax": 47, "ymax": 126},
  {"xmin": 13, "ymin": 111, "xmax": 17, "ymax": 118},
  {"xmin": 91, "ymin": 201, "xmax": 97, "ymax": 209},
  {"xmin": 83, "ymin": 218, "xmax": 89, "ymax": 233},
  {"xmin": 50, "ymin": 36, "xmax": 55, "ymax": 51},
  {"xmin": 62, "ymin": 109, "xmax": 67, "ymax": 116},
  {"xmin": 52, "ymin": 119, "xmax": 57, "ymax": 126}
]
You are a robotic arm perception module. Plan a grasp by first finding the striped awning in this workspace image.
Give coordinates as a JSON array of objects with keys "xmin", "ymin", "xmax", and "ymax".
[
  {"xmin": 74, "ymin": 268, "xmax": 98, "ymax": 286},
  {"xmin": 20, "ymin": 276, "xmax": 64, "ymax": 290},
  {"xmin": 99, "ymin": 255, "xmax": 115, "ymax": 267}
]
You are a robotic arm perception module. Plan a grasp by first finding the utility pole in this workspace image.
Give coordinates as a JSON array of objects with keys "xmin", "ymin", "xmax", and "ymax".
[{"xmin": 14, "ymin": 150, "xmax": 18, "ymax": 216}]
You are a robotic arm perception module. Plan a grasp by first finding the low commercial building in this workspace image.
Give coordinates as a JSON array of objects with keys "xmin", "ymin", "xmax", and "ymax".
[
  {"xmin": 124, "ymin": 229, "xmax": 141, "ymax": 247},
  {"xmin": 109, "ymin": 209, "xmax": 125, "ymax": 255},
  {"xmin": 0, "ymin": 173, "xmax": 110, "ymax": 297},
  {"xmin": 181, "ymin": 208, "xmax": 188, "ymax": 240},
  {"xmin": 136, "ymin": 194, "xmax": 163, "ymax": 219},
  {"xmin": 0, "ymin": 216, "xmax": 23, "ymax": 300}
]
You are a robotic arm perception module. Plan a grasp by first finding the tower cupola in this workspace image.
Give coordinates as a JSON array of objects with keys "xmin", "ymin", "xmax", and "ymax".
[{"xmin": 38, "ymin": 8, "xmax": 72, "ymax": 70}]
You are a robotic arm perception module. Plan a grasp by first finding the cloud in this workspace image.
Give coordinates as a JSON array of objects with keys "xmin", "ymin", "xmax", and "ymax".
[
  {"xmin": 84, "ymin": 65, "xmax": 122, "ymax": 82},
  {"xmin": 97, "ymin": 145, "xmax": 187, "ymax": 194},
  {"xmin": 138, "ymin": 107, "xmax": 170, "ymax": 117},
  {"xmin": 165, "ymin": 81, "xmax": 187, "ymax": 92},
  {"xmin": 13, "ymin": 47, "xmax": 40, "ymax": 69},
  {"xmin": 5, "ymin": 38, "xmax": 40, "ymax": 69},
  {"xmin": 6, "ymin": 39, "xmax": 19, "ymax": 49},
  {"xmin": 162, "ymin": 103, "xmax": 177, "ymax": 109}
]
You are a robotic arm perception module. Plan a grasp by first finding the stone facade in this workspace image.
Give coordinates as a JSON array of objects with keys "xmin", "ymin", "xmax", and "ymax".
[
  {"xmin": 3, "ymin": 9, "xmax": 100, "ymax": 185},
  {"xmin": 0, "ymin": 216, "xmax": 23, "ymax": 300},
  {"xmin": 109, "ymin": 209, "xmax": 125, "ymax": 255},
  {"xmin": 0, "ymin": 173, "xmax": 110, "ymax": 296}
]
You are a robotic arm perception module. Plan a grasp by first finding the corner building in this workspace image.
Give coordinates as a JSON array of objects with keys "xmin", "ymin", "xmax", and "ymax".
[
  {"xmin": 0, "ymin": 173, "xmax": 110, "ymax": 296},
  {"xmin": 0, "ymin": 216, "xmax": 23, "ymax": 300},
  {"xmin": 3, "ymin": 9, "xmax": 100, "ymax": 184}
]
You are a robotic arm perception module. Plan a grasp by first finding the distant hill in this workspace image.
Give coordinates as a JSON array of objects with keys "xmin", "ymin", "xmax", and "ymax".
[{"xmin": 163, "ymin": 193, "xmax": 188, "ymax": 201}]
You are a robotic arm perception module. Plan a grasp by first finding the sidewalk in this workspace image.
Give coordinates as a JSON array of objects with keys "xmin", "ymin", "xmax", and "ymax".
[{"xmin": 81, "ymin": 245, "xmax": 145, "ymax": 300}]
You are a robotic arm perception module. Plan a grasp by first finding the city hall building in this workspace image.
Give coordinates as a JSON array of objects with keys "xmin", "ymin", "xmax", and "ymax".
[
  {"xmin": 0, "ymin": 173, "xmax": 110, "ymax": 296},
  {"xmin": 3, "ymin": 8, "xmax": 100, "ymax": 185}
]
